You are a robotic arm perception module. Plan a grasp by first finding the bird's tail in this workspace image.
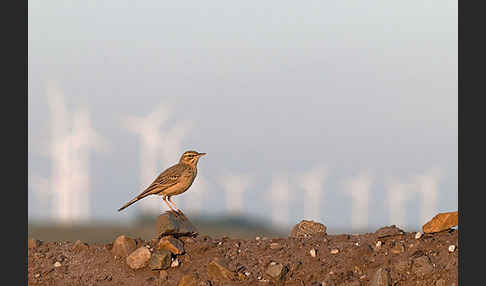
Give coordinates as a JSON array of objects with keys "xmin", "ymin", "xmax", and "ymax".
[{"xmin": 118, "ymin": 197, "xmax": 141, "ymax": 212}]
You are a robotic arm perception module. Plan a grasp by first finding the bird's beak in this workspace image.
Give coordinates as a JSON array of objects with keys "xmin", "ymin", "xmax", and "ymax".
[{"xmin": 197, "ymin": 152, "xmax": 207, "ymax": 157}]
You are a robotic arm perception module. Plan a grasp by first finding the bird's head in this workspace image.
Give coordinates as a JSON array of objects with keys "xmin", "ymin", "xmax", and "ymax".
[{"xmin": 179, "ymin": 150, "xmax": 206, "ymax": 167}]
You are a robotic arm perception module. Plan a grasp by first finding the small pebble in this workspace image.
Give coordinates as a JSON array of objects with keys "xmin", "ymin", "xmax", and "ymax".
[
  {"xmin": 415, "ymin": 232, "xmax": 423, "ymax": 239},
  {"xmin": 448, "ymin": 245, "xmax": 456, "ymax": 252},
  {"xmin": 53, "ymin": 262, "xmax": 62, "ymax": 267},
  {"xmin": 270, "ymin": 242, "xmax": 282, "ymax": 249},
  {"xmin": 256, "ymin": 236, "xmax": 261, "ymax": 240},
  {"xmin": 354, "ymin": 242, "xmax": 359, "ymax": 246},
  {"xmin": 218, "ymin": 241, "xmax": 223, "ymax": 245},
  {"xmin": 244, "ymin": 271, "xmax": 251, "ymax": 276},
  {"xmin": 330, "ymin": 249, "xmax": 339, "ymax": 254},
  {"xmin": 310, "ymin": 248, "xmax": 317, "ymax": 257},
  {"xmin": 35, "ymin": 274, "xmax": 40, "ymax": 278},
  {"xmin": 375, "ymin": 241, "xmax": 382, "ymax": 248}
]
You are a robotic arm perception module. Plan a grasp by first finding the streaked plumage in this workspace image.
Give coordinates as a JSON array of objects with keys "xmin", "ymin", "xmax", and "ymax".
[{"xmin": 118, "ymin": 150, "xmax": 206, "ymax": 213}]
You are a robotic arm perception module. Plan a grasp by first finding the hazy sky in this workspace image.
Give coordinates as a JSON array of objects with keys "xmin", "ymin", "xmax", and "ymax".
[{"xmin": 28, "ymin": 1, "xmax": 457, "ymax": 231}]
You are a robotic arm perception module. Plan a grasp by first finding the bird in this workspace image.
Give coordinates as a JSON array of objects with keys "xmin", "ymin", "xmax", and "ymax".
[{"xmin": 118, "ymin": 150, "xmax": 206, "ymax": 214}]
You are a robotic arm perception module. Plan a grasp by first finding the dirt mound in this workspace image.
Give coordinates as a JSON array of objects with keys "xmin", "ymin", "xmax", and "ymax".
[{"xmin": 27, "ymin": 226, "xmax": 457, "ymax": 285}]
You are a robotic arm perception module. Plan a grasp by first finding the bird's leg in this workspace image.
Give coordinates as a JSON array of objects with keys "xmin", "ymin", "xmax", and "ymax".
[
  {"xmin": 167, "ymin": 196, "xmax": 184, "ymax": 216},
  {"xmin": 162, "ymin": 196, "xmax": 178, "ymax": 216}
]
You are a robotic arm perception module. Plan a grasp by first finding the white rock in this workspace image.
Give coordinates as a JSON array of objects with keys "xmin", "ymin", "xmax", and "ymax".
[
  {"xmin": 244, "ymin": 271, "xmax": 251, "ymax": 276},
  {"xmin": 256, "ymin": 236, "xmax": 261, "ymax": 240},
  {"xmin": 448, "ymin": 245, "xmax": 456, "ymax": 252},
  {"xmin": 375, "ymin": 241, "xmax": 382, "ymax": 248},
  {"xmin": 53, "ymin": 262, "xmax": 62, "ymax": 267},
  {"xmin": 415, "ymin": 232, "xmax": 423, "ymax": 239},
  {"xmin": 310, "ymin": 248, "xmax": 317, "ymax": 257},
  {"xmin": 330, "ymin": 249, "xmax": 339, "ymax": 254}
]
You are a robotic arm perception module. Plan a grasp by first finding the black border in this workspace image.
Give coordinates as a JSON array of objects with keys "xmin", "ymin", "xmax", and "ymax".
[{"xmin": 9, "ymin": 0, "xmax": 28, "ymax": 284}]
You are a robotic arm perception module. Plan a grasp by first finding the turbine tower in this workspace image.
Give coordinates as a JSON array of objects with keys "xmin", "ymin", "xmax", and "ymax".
[
  {"xmin": 344, "ymin": 171, "xmax": 373, "ymax": 232},
  {"xmin": 219, "ymin": 173, "xmax": 252, "ymax": 216},
  {"xmin": 414, "ymin": 168, "xmax": 441, "ymax": 225},
  {"xmin": 46, "ymin": 81, "xmax": 109, "ymax": 224},
  {"xmin": 268, "ymin": 174, "xmax": 291, "ymax": 228},
  {"xmin": 297, "ymin": 166, "xmax": 327, "ymax": 221},
  {"xmin": 385, "ymin": 177, "xmax": 414, "ymax": 229}
]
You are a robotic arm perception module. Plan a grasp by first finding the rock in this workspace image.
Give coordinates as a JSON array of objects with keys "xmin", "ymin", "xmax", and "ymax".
[
  {"xmin": 390, "ymin": 242, "xmax": 405, "ymax": 254},
  {"xmin": 177, "ymin": 274, "xmax": 199, "ymax": 286},
  {"xmin": 290, "ymin": 220, "xmax": 327, "ymax": 238},
  {"xmin": 394, "ymin": 260, "xmax": 411, "ymax": 272},
  {"xmin": 156, "ymin": 211, "xmax": 198, "ymax": 238},
  {"xmin": 126, "ymin": 247, "xmax": 151, "ymax": 270},
  {"xmin": 156, "ymin": 236, "xmax": 185, "ymax": 255},
  {"xmin": 53, "ymin": 261, "xmax": 62, "ymax": 267},
  {"xmin": 422, "ymin": 211, "xmax": 458, "ymax": 233},
  {"xmin": 375, "ymin": 241, "xmax": 382, "ymax": 249},
  {"xmin": 415, "ymin": 232, "xmax": 423, "ymax": 239},
  {"xmin": 370, "ymin": 268, "xmax": 391, "ymax": 286},
  {"xmin": 28, "ymin": 238, "xmax": 41, "ymax": 249},
  {"xmin": 375, "ymin": 225, "xmax": 404, "ymax": 238},
  {"xmin": 270, "ymin": 243, "xmax": 283, "ymax": 250},
  {"xmin": 436, "ymin": 278, "xmax": 446, "ymax": 286},
  {"xmin": 159, "ymin": 270, "xmax": 168, "ymax": 282},
  {"xmin": 207, "ymin": 257, "xmax": 238, "ymax": 281},
  {"xmin": 265, "ymin": 262, "xmax": 289, "ymax": 282},
  {"xmin": 149, "ymin": 249, "xmax": 172, "ymax": 270},
  {"xmin": 72, "ymin": 240, "xmax": 89, "ymax": 253},
  {"xmin": 448, "ymin": 245, "xmax": 456, "ymax": 252},
  {"xmin": 412, "ymin": 256, "xmax": 434, "ymax": 276},
  {"xmin": 330, "ymin": 249, "xmax": 339, "ymax": 254},
  {"xmin": 112, "ymin": 235, "xmax": 137, "ymax": 257},
  {"xmin": 310, "ymin": 248, "xmax": 317, "ymax": 257}
]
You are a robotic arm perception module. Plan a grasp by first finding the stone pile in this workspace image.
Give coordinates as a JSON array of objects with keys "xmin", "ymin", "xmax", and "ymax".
[{"xmin": 111, "ymin": 211, "xmax": 199, "ymax": 279}]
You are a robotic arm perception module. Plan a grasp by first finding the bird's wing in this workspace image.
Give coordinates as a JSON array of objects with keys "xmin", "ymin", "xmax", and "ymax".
[{"xmin": 136, "ymin": 164, "xmax": 188, "ymax": 198}]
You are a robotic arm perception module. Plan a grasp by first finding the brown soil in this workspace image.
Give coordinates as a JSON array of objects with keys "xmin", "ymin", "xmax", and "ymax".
[{"xmin": 28, "ymin": 227, "xmax": 458, "ymax": 286}]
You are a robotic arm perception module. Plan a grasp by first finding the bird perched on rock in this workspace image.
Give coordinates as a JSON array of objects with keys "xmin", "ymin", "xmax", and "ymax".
[{"xmin": 118, "ymin": 150, "xmax": 206, "ymax": 214}]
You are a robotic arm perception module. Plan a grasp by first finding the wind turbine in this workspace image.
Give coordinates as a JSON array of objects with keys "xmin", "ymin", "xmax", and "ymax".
[
  {"xmin": 268, "ymin": 174, "xmax": 291, "ymax": 228},
  {"xmin": 297, "ymin": 165, "xmax": 328, "ymax": 221},
  {"xmin": 344, "ymin": 171, "xmax": 373, "ymax": 232},
  {"xmin": 46, "ymin": 80, "xmax": 109, "ymax": 224},
  {"xmin": 219, "ymin": 173, "xmax": 253, "ymax": 216},
  {"xmin": 414, "ymin": 168, "xmax": 441, "ymax": 225},
  {"xmin": 385, "ymin": 176, "xmax": 415, "ymax": 229}
]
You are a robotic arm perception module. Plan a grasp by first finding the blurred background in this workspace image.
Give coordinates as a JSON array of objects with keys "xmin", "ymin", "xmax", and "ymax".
[{"xmin": 28, "ymin": 0, "xmax": 457, "ymax": 242}]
